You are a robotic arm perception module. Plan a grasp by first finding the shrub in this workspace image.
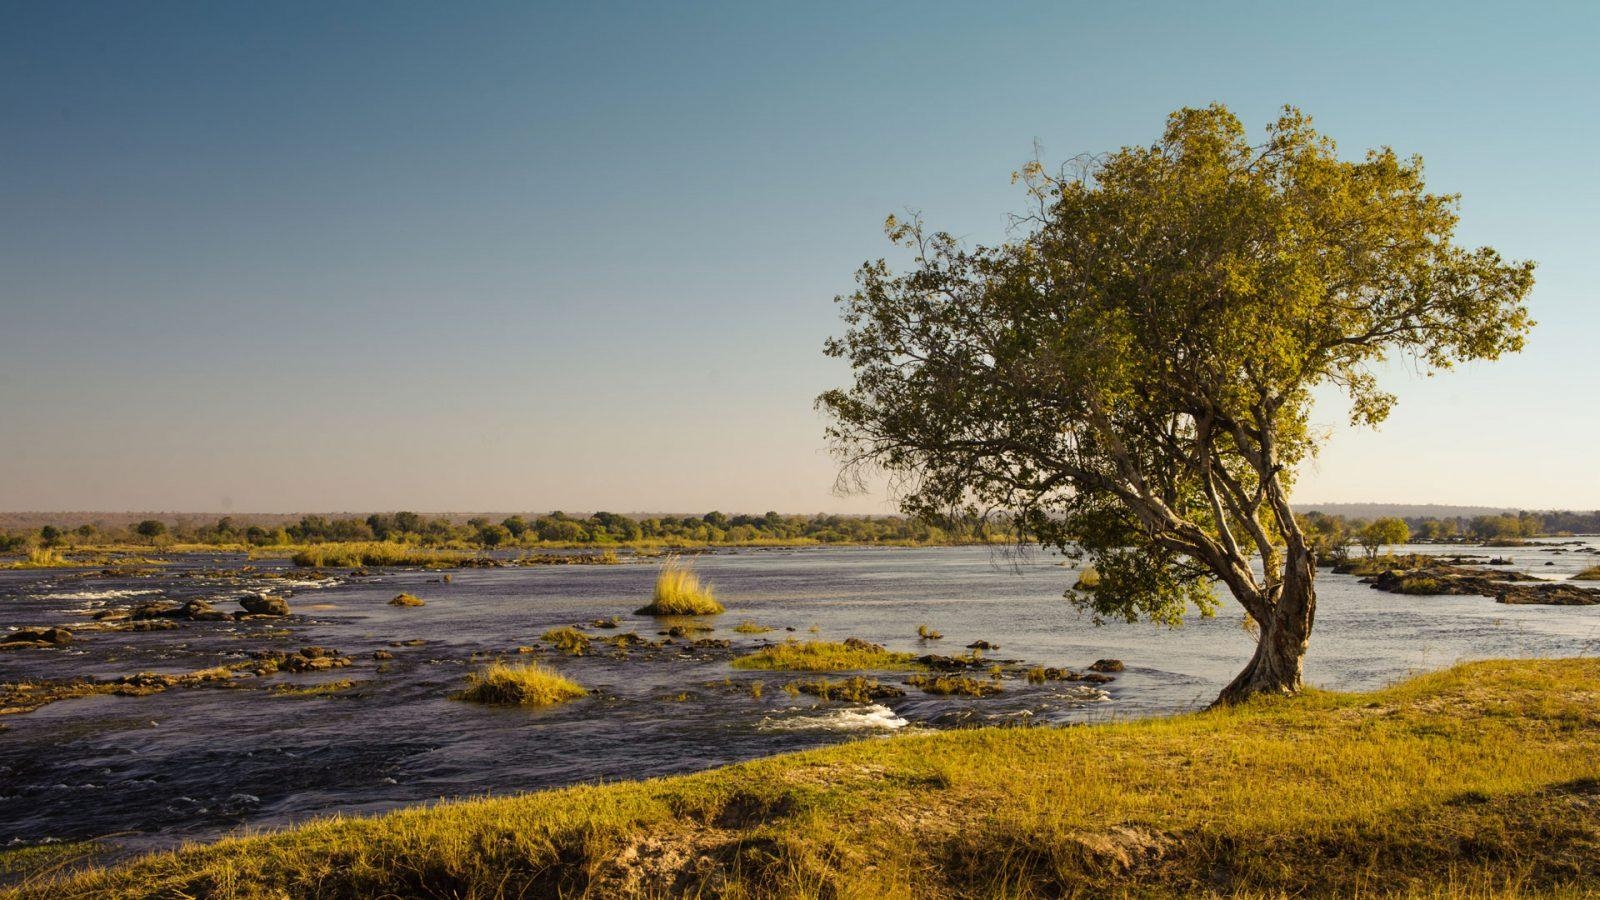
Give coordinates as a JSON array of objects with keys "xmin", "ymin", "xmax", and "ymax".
[
  {"xmin": 637, "ymin": 559, "xmax": 724, "ymax": 615},
  {"xmin": 916, "ymin": 624, "xmax": 943, "ymax": 640},
  {"xmin": 456, "ymin": 662, "xmax": 586, "ymax": 706}
]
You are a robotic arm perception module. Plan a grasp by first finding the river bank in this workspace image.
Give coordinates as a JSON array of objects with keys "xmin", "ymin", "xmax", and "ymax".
[{"xmin": 9, "ymin": 658, "xmax": 1600, "ymax": 897}]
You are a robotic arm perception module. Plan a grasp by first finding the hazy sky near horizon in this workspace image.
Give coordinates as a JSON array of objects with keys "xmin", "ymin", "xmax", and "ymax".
[{"xmin": 2, "ymin": 2, "xmax": 1597, "ymax": 514}]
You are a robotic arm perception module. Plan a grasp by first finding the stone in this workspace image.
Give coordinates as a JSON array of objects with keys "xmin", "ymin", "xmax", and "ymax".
[{"xmin": 238, "ymin": 593, "xmax": 290, "ymax": 616}]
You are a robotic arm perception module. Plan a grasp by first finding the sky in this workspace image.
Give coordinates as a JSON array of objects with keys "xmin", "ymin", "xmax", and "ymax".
[{"xmin": 1, "ymin": 1, "xmax": 1596, "ymax": 514}]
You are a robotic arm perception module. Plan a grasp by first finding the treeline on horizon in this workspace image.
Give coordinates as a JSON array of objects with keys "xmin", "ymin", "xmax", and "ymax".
[
  {"xmin": 0, "ymin": 510, "xmax": 1003, "ymax": 552},
  {"xmin": 2, "ymin": 508, "xmax": 1596, "ymax": 556}
]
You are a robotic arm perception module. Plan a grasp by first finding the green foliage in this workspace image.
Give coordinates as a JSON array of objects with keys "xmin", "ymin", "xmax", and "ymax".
[
  {"xmin": 1357, "ymin": 517, "xmax": 1412, "ymax": 558},
  {"xmin": 819, "ymin": 104, "xmax": 1533, "ymax": 685}
]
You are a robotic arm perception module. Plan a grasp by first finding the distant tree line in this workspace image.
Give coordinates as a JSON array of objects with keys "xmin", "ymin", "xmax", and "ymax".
[
  {"xmin": 0, "ymin": 511, "xmax": 1000, "ymax": 551},
  {"xmin": 1295, "ymin": 509, "xmax": 1599, "ymax": 562}
]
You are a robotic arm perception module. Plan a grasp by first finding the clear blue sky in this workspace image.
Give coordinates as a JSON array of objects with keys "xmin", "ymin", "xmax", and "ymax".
[{"xmin": 2, "ymin": 2, "xmax": 1595, "ymax": 513}]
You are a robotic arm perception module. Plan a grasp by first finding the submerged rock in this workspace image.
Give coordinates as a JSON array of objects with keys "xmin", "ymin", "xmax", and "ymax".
[{"xmin": 1088, "ymin": 659, "xmax": 1124, "ymax": 673}]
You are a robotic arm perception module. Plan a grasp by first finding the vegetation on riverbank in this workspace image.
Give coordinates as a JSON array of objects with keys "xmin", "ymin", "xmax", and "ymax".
[
  {"xmin": 1574, "ymin": 565, "xmax": 1600, "ymax": 581},
  {"xmin": 637, "ymin": 560, "xmax": 723, "ymax": 616},
  {"xmin": 731, "ymin": 639, "xmax": 925, "ymax": 672},
  {"xmin": 15, "ymin": 658, "xmax": 1600, "ymax": 897},
  {"xmin": 454, "ymin": 662, "xmax": 586, "ymax": 707}
]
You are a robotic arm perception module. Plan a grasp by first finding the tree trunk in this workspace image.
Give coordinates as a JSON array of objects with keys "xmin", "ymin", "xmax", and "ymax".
[{"xmin": 1213, "ymin": 550, "xmax": 1317, "ymax": 706}]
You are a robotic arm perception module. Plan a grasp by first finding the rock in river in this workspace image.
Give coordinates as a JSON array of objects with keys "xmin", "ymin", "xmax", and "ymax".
[{"xmin": 238, "ymin": 593, "xmax": 290, "ymax": 616}]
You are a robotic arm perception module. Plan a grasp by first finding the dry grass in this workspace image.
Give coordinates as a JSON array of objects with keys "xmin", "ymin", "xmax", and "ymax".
[
  {"xmin": 636, "ymin": 558, "xmax": 724, "ymax": 616},
  {"xmin": 387, "ymin": 593, "xmax": 426, "ymax": 607},
  {"xmin": 454, "ymin": 662, "xmax": 587, "ymax": 707},
  {"xmin": 731, "ymin": 639, "xmax": 925, "ymax": 672},
  {"xmin": 732, "ymin": 620, "xmax": 773, "ymax": 634},
  {"xmin": 283, "ymin": 542, "xmax": 485, "ymax": 568},
  {"xmin": 1572, "ymin": 565, "xmax": 1600, "ymax": 581},
  {"xmin": 21, "ymin": 659, "xmax": 1600, "ymax": 898},
  {"xmin": 540, "ymin": 627, "xmax": 591, "ymax": 656}
]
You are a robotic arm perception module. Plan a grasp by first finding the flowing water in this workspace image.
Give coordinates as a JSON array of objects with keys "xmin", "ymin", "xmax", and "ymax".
[{"xmin": 3, "ymin": 540, "xmax": 1599, "ymax": 859}]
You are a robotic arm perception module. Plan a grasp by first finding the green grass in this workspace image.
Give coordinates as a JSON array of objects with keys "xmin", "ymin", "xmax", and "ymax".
[
  {"xmin": 636, "ymin": 559, "xmax": 724, "ymax": 616},
  {"xmin": 731, "ymin": 639, "xmax": 926, "ymax": 672},
  {"xmin": 1572, "ymin": 565, "xmax": 1600, "ymax": 581},
  {"xmin": 21, "ymin": 658, "xmax": 1600, "ymax": 898},
  {"xmin": 454, "ymin": 662, "xmax": 587, "ymax": 707},
  {"xmin": 387, "ymin": 593, "xmax": 426, "ymax": 607},
  {"xmin": 732, "ymin": 620, "xmax": 773, "ymax": 634}
]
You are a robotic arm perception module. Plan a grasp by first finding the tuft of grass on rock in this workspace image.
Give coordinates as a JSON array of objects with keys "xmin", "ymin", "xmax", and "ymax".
[
  {"xmin": 916, "ymin": 624, "xmax": 943, "ymax": 640},
  {"xmin": 733, "ymin": 620, "xmax": 773, "ymax": 634},
  {"xmin": 786, "ymin": 676, "xmax": 906, "ymax": 703},
  {"xmin": 906, "ymin": 673, "xmax": 1003, "ymax": 696},
  {"xmin": 731, "ymin": 639, "xmax": 925, "ymax": 672},
  {"xmin": 637, "ymin": 559, "xmax": 724, "ymax": 616},
  {"xmin": 388, "ymin": 593, "xmax": 426, "ymax": 607},
  {"xmin": 1573, "ymin": 565, "xmax": 1600, "ymax": 581},
  {"xmin": 455, "ymin": 662, "xmax": 586, "ymax": 707},
  {"xmin": 541, "ymin": 627, "xmax": 591, "ymax": 656}
]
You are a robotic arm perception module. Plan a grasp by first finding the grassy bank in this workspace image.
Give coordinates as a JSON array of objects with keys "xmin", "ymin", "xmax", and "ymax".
[{"xmin": 16, "ymin": 658, "xmax": 1600, "ymax": 897}]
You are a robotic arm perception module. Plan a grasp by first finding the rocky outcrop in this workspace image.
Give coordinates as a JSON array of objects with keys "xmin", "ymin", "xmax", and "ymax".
[
  {"xmin": 1, "ymin": 627, "xmax": 74, "ymax": 648},
  {"xmin": 238, "ymin": 593, "xmax": 290, "ymax": 616}
]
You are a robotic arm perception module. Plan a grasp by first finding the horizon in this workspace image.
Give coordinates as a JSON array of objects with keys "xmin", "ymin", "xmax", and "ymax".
[{"xmin": 4, "ymin": 2, "xmax": 1597, "ymax": 511}]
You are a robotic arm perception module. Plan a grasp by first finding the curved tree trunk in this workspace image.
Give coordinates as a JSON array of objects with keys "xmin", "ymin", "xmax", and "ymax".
[{"xmin": 1213, "ymin": 547, "xmax": 1318, "ymax": 706}]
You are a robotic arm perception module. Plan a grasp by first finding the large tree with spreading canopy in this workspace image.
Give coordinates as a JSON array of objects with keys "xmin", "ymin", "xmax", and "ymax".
[{"xmin": 819, "ymin": 105, "xmax": 1534, "ymax": 703}]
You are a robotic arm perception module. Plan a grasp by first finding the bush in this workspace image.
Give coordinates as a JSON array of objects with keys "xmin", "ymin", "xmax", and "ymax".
[
  {"xmin": 456, "ymin": 662, "xmax": 586, "ymax": 706},
  {"xmin": 637, "ymin": 559, "xmax": 724, "ymax": 615}
]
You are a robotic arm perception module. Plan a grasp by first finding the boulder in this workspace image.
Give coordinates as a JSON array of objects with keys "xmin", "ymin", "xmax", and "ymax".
[
  {"xmin": 1080, "ymin": 672, "xmax": 1116, "ymax": 684},
  {"xmin": 131, "ymin": 600, "xmax": 180, "ymax": 620},
  {"xmin": 966, "ymin": 640, "xmax": 1000, "ymax": 651},
  {"xmin": 179, "ymin": 599, "xmax": 230, "ymax": 621},
  {"xmin": 238, "ymin": 593, "xmax": 290, "ymax": 616},
  {"xmin": 3, "ymin": 627, "xmax": 74, "ymax": 646},
  {"xmin": 1088, "ymin": 658, "xmax": 1125, "ymax": 673}
]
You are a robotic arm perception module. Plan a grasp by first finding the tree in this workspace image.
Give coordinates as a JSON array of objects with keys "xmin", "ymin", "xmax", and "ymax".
[
  {"xmin": 1357, "ymin": 517, "xmax": 1411, "ymax": 558},
  {"xmin": 819, "ymin": 105, "xmax": 1534, "ymax": 704},
  {"xmin": 135, "ymin": 519, "xmax": 168, "ymax": 542}
]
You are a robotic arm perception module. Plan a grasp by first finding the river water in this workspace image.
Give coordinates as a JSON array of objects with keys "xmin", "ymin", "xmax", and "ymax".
[{"xmin": 3, "ymin": 540, "xmax": 1598, "ymax": 857}]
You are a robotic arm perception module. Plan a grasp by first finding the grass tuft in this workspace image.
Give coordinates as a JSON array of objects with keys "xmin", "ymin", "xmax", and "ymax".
[
  {"xmin": 1573, "ymin": 565, "xmax": 1600, "ymax": 581},
  {"xmin": 388, "ymin": 593, "xmax": 426, "ymax": 607},
  {"xmin": 906, "ymin": 673, "xmax": 1002, "ymax": 696},
  {"xmin": 636, "ymin": 558, "xmax": 724, "ymax": 615},
  {"xmin": 455, "ymin": 662, "xmax": 587, "ymax": 707},
  {"xmin": 731, "ymin": 639, "xmax": 925, "ymax": 672},
  {"xmin": 541, "ymin": 627, "xmax": 591, "ymax": 656},
  {"xmin": 733, "ymin": 620, "xmax": 773, "ymax": 634}
]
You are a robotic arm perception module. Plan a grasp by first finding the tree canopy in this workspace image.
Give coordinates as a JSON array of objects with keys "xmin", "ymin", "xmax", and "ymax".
[{"xmin": 820, "ymin": 104, "xmax": 1534, "ymax": 700}]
